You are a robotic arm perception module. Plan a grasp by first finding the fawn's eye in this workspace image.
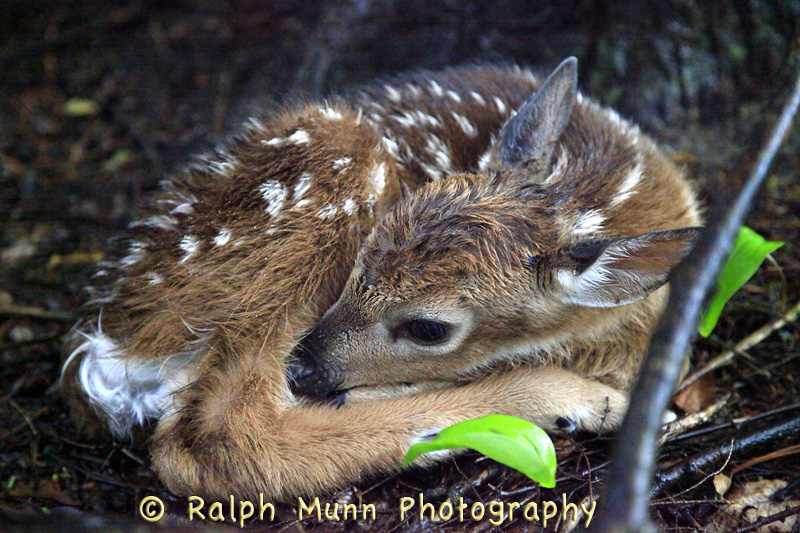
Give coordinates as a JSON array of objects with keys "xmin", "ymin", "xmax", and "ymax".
[{"xmin": 402, "ymin": 319, "xmax": 451, "ymax": 345}]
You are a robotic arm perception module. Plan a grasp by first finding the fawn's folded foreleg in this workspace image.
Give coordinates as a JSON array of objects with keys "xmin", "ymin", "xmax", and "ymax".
[{"xmin": 150, "ymin": 363, "xmax": 627, "ymax": 501}]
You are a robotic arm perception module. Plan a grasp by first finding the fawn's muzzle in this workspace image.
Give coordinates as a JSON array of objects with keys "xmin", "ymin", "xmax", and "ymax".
[{"xmin": 288, "ymin": 333, "xmax": 344, "ymax": 404}]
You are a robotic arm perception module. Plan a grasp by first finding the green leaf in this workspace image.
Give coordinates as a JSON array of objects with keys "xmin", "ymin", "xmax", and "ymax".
[
  {"xmin": 63, "ymin": 98, "xmax": 99, "ymax": 117},
  {"xmin": 699, "ymin": 226, "xmax": 783, "ymax": 337},
  {"xmin": 403, "ymin": 415, "xmax": 557, "ymax": 488}
]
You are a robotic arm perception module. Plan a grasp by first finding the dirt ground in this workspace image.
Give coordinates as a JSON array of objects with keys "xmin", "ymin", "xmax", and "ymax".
[{"xmin": 1, "ymin": 1, "xmax": 800, "ymax": 531}]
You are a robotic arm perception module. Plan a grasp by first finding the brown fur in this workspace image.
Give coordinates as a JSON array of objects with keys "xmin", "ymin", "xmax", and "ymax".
[{"xmin": 62, "ymin": 62, "xmax": 700, "ymax": 500}]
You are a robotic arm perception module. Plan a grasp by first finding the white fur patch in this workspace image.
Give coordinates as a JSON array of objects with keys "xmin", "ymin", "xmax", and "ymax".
[
  {"xmin": 381, "ymin": 136, "xmax": 400, "ymax": 158},
  {"xmin": 258, "ymin": 180, "xmax": 288, "ymax": 217},
  {"xmin": 470, "ymin": 91, "xmax": 486, "ymax": 105},
  {"xmin": 451, "ymin": 112, "xmax": 476, "ymax": 137},
  {"xmin": 288, "ymin": 129, "xmax": 310, "ymax": 145},
  {"xmin": 544, "ymin": 146, "xmax": 570, "ymax": 183},
  {"xmin": 425, "ymin": 135, "xmax": 451, "ymax": 171},
  {"xmin": 208, "ymin": 159, "xmax": 238, "ymax": 176},
  {"xmin": 319, "ymin": 107, "xmax": 343, "ymax": 120},
  {"xmin": 262, "ymin": 129, "xmax": 310, "ymax": 147},
  {"xmin": 572, "ymin": 210, "xmax": 606, "ymax": 236},
  {"xmin": 384, "ymin": 84, "xmax": 401, "ymax": 103},
  {"xmin": 120, "ymin": 242, "xmax": 147, "ymax": 268},
  {"xmin": 178, "ymin": 235, "xmax": 199, "ymax": 263},
  {"xmin": 169, "ymin": 202, "xmax": 195, "ymax": 216},
  {"xmin": 213, "ymin": 228, "xmax": 232, "ymax": 247},
  {"xmin": 316, "ymin": 203, "xmax": 338, "ymax": 219},
  {"xmin": 342, "ymin": 197, "xmax": 358, "ymax": 216},
  {"xmin": 132, "ymin": 215, "xmax": 177, "ymax": 231},
  {"xmin": 246, "ymin": 116, "xmax": 265, "ymax": 131},
  {"xmin": 144, "ymin": 272, "xmax": 163, "ymax": 285},
  {"xmin": 446, "ymin": 90, "xmax": 462, "ymax": 103},
  {"xmin": 428, "ymin": 80, "xmax": 444, "ymax": 97},
  {"xmin": 62, "ymin": 325, "xmax": 198, "ymax": 436},
  {"xmin": 405, "ymin": 83, "xmax": 422, "ymax": 98},
  {"xmin": 493, "ymin": 96, "xmax": 507, "ymax": 115},
  {"xmin": 611, "ymin": 161, "xmax": 643, "ymax": 206},
  {"xmin": 293, "ymin": 173, "xmax": 313, "ymax": 199},
  {"xmin": 332, "ymin": 158, "xmax": 351, "ymax": 171},
  {"xmin": 368, "ymin": 162, "xmax": 386, "ymax": 198},
  {"xmin": 477, "ymin": 150, "xmax": 492, "ymax": 172}
]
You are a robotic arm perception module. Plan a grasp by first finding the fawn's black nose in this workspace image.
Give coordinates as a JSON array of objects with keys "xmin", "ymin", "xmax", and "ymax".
[{"xmin": 288, "ymin": 331, "xmax": 342, "ymax": 402}]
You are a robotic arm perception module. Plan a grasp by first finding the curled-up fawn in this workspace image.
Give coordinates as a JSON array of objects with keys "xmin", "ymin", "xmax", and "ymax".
[{"xmin": 62, "ymin": 58, "xmax": 701, "ymax": 500}]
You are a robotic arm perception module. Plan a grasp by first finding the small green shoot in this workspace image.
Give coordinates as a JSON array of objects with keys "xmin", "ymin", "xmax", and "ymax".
[
  {"xmin": 403, "ymin": 414, "xmax": 556, "ymax": 488},
  {"xmin": 699, "ymin": 226, "xmax": 783, "ymax": 337}
]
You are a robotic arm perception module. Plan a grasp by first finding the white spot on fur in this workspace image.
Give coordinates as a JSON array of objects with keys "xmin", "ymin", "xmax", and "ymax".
[
  {"xmin": 258, "ymin": 180, "xmax": 288, "ymax": 217},
  {"xmin": 611, "ymin": 161, "xmax": 643, "ymax": 206},
  {"xmin": 384, "ymin": 84, "xmax": 401, "ymax": 103},
  {"xmin": 450, "ymin": 112, "xmax": 476, "ymax": 137},
  {"xmin": 208, "ymin": 159, "xmax": 238, "ymax": 176},
  {"xmin": 419, "ymin": 162, "xmax": 443, "ymax": 181},
  {"xmin": 316, "ymin": 203, "xmax": 338, "ymax": 219},
  {"xmin": 369, "ymin": 162, "xmax": 386, "ymax": 196},
  {"xmin": 544, "ymin": 146, "xmax": 570, "ymax": 183},
  {"xmin": 293, "ymin": 173, "xmax": 313, "ymax": 199},
  {"xmin": 213, "ymin": 228, "xmax": 232, "ymax": 247},
  {"xmin": 405, "ymin": 83, "xmax": 422, "ymax": 98},
  {"xmin": 319, "ymin": 107, "xmax": 343, "ymax": 120},
  {"xmin": 332, "ymin": 158, "xmax": 351, "ymax": 170},
  {"xmin": 429, "ymin": 80, "xmax": 444, "ymax": 97},
  {"xmin": 390, "ymin": 110, "xmax": 440, "ymax": 129},
  {"xmin": 120, "ymin": 242, "xmax": 147, "ymax": 268},
  {"xmin": 144, "ymin": 272, "xmax": 164, "ymax": 285},
  {"xmin": 295, "ymin": 199, "xmax": 312, "ymax": 208},
  {"xmin": 246, "ymin": 116, "xmax": 265, "ymax": 131},
  {"xmin": 62, "ymin": 323, "xmax": 198, "ymax": 436},
  {"xmin": 131, "ymin": 215, "xmax": 177, "ymax": 231},
  {"xmin": 262, "ymin": 129, "xmax": 310, "ymax": 147},
  {"xmin": 446, "ymin": 90, "xmax": 462, "ymax": 103},
  {"xmin": 478, "ymin": 150, "xmax": 492, "ymax": 172},
  {"xmin": 178, "ymin": 235, "xmax": 199, "ymax": 263},
  {"xmin": 263, "ymin": 136, "xmax": 285, "ymax": 146},
  {"xmin": 288, "ymin": 129, "xmax": 310, "ymax": 145},
  {"xmin": 425, "ymin": 135, "xmax": 451, "ymax": 171},
  {"xmin": 573, "ymin": 210, "xmax": 606, "ymax": 236},
  {"xmin": 169, "ymin": 202, "xmax": 195, "ymax": 216},
  {"xmin": 381, "ymin": 136, "xmax": 400, "ymax": 158},
  {"xmin": 470, "ymin": 91, "xmax": 486, "ymax": 105},
  {"xmin": 493, "ymin": 97, "xmax": 507, "ymax": 115},
  {"xmin": 342, "ymin": 197, "xmax": 358, "ymax": 216}
]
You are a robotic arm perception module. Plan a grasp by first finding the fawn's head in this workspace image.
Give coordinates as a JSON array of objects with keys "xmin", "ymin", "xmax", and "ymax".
[{"xmin": 290, "ymin": 58, "xmax": 700, "ymax": 400}]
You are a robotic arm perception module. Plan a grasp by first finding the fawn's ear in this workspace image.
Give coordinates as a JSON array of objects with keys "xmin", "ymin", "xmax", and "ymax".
[
  {"xmin": 556, "ymin": 227, "xmax": 701, "ymax": 308},
  {"xmin": 489, "ymin": 57, "xmax": 578, "ymax": 178}
]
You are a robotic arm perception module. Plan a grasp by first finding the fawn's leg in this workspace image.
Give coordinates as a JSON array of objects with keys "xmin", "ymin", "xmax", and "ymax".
[{"xmin": 151, "ymin": 355, "xmax": 627, "ymax": 501}]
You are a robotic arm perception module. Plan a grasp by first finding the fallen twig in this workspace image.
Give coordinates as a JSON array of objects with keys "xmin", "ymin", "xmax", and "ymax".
[
  {"xmin": 651, "ymin": 411, "xmax": 800, "ymax": 498},
  {"xmin": 678, "ymin": 299, "xmax": 800, "ymax": 392},
  {"xmin": 590, "ymin": 62, "xmax": 800, "ymax": 532},
  {"xmin": 730, "ymin": 504, "xmax": 800, "ymax": 533},
  {"xmin": 730, "ymin": 443, "xmax": 800, "ymax": 476},
  {"xmin": 659, "ymin": 394, "xmax": 731, "ymax": 445}
]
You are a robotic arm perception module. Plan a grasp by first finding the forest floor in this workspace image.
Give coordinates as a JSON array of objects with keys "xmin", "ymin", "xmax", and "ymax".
[{"xmin": 2, "ymin": 1, "xmax": 800, "ymax": 531}]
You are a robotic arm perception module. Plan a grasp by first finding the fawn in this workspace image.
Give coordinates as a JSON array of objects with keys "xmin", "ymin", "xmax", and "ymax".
[{"xmin": 62, "ymin": 58, "xmax": 701, "ymax": 500}]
